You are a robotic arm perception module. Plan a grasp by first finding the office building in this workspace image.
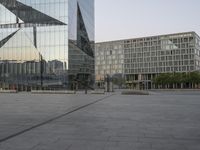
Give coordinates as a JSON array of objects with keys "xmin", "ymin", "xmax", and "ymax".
[
  {"xmin": 0, "ymin": 0, "xmax": 95, "ymax": 91},
  {"xmin": 95, "ymin": 32, "xmax": 200, "ymax": 89}
]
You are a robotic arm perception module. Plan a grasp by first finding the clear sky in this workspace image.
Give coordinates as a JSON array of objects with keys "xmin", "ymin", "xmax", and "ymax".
[{"xmin": 95, "ymin": 0, "xmax": 200, "ymax": 42}]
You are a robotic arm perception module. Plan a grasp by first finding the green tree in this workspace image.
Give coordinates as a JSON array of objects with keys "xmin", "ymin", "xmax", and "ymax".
[
  {"xmin": 188, "ymin": 72, "xmax": 200, "ymax": 88},
  {"xmin": 153, "ymin": 72, "xmax": 200, "ymax": 89}
]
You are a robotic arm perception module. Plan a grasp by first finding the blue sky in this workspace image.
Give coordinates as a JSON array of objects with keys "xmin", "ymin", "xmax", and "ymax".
[{"xmin": 95, "ymin": 0, "xmax": 200, "ymax": 42}]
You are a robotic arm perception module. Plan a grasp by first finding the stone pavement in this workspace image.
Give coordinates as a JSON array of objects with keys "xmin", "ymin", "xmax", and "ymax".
[{"xmin": 0, "ymin": 91, "xmax": 200, "ymax": 150}]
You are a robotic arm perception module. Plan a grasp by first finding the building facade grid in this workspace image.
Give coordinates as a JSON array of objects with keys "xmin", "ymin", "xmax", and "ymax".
[{"xmin": 95, "ymin": 32, "xmax": 200, "ymax": 89}]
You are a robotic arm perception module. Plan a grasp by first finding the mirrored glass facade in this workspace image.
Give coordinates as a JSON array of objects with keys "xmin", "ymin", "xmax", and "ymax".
[
  {"xmin": 0, "ymin": 0, "xmax": 94, "ymax": 91},
  {"xmin": 68, "ymin": 0, "xmax": 95, "ymax": 88}
]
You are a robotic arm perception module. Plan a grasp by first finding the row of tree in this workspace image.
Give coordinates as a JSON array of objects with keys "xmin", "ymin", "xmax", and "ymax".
[{"xmin": 153, "ymin": 72, "xmax": 200, "ymax": 89}]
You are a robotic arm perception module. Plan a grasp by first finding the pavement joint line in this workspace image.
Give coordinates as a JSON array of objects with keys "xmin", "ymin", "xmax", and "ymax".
[{"xmin": 0, "ymin": 94, "xmax": 115, "ymax": 143}]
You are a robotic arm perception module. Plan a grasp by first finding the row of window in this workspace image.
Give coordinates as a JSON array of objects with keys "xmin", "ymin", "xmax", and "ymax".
[
  {"xmin": 125, "ymin": 66, "xmax": 195, "ymax": 74},
  {"xmin": 123, "ymin": 34, "xmax": 193, "ymax": 43},
  {"xmin": 96, "ymin": 70, "xmax": 123, "ymax": 75},
  {"xmin": 124, "ymin": 60, "xmax": 195, "ymax": 68},
  {"xmin": 124, "ymin": 50, "xmax": 194, "ymax": 57},
  {"xmin": 124, "ymin": 39, "xmax": 194, "ymax": 49},
  {"xmin": 124, "ymin": 55, "xmax": 195, "ymax": 63}
]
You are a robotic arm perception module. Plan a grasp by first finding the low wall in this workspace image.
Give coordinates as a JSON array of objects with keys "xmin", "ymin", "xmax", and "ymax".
[
  {"xmin": 0, "ymin": 90, "xmax": 18, "ymax": 93},
  {"xmin": 121, "ymin": 90, "xmax": 149, "ymax": 95},
  {"xmin": 31, "ymin": 90, "xmax": 76, "ymax": 94}
]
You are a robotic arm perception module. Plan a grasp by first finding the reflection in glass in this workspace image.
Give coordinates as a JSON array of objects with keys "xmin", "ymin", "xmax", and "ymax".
[{"xmin": 0, "ymin": 0, "xmax": 94, "ymax": 91}]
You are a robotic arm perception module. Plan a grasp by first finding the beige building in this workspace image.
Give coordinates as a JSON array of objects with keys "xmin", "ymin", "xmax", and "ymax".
[{"xmin": 95, "ymin": 32, "xmax": 200, "ymax": 89}]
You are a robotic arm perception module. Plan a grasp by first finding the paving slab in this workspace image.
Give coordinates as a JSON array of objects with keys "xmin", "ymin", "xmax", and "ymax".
[
  {"xmin": 0, "ymin": 91, "xmax": 200, "ymax": 150},
  {"xmin": 0, "ymin": 93, "xmax": 108, "ymax": 141}
]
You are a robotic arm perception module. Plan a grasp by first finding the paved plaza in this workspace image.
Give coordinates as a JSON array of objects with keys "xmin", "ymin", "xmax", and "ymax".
[{"xmin": 0, "ymin": 91, "xmax": 200, "ymax": 150}]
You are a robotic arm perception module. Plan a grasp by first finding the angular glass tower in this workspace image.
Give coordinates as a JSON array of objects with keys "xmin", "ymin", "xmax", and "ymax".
[{"xmin": 0, "ymin": 0, "xmax": 94, "ymax": 91}]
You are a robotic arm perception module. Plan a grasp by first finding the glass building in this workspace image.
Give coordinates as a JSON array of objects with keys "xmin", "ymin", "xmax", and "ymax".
[{"xmin": 0, "ymin": 0, "xmax": 94, "ymax": 91}]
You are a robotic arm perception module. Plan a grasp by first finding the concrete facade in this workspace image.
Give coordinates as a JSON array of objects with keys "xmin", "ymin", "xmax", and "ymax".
[{"xmin": 95, "ymin": 32, "xmax": 200, "ymax": 89}]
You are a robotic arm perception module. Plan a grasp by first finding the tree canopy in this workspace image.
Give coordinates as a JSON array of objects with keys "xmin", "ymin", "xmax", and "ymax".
[{"xmin": 153, "ymin": 72, "xmax": 200, "ymax": 88}]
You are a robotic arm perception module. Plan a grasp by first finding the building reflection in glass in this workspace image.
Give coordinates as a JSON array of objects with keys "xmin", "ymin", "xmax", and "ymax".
[{"xmin": 0, "ymin": 0, "xmax": 94, "ymax": 91}]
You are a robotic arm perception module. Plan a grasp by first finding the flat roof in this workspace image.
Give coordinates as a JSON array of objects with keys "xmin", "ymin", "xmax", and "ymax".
[{"xmin": 96, "ymin": 31, "xmax": 198, "ymax": 44}]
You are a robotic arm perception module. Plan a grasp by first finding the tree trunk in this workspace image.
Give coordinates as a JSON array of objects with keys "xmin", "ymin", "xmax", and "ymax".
[{"xmin": 181, "ymin": 83, "xmax": 183, "ymax": 89}]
